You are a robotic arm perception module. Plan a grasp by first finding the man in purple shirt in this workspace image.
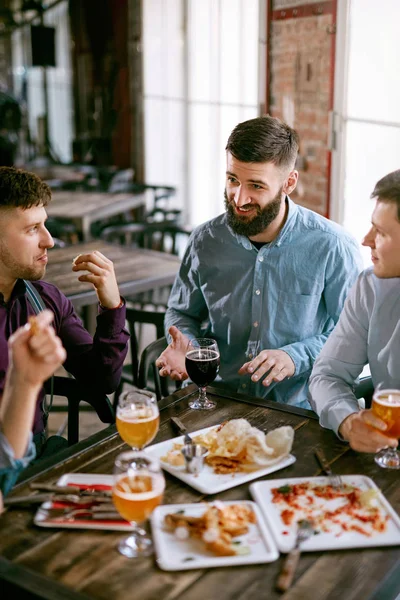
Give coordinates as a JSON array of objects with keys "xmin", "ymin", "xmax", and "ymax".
[{"xmin": 0, "ymin": 167, "xmax": 129, "ymax": 450}]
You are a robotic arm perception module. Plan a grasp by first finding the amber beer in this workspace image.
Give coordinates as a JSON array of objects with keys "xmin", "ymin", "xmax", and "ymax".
[
  {"xmin": 372, "ymin": 389, "xmax": 400, "ymax": 438},
  {"xmin": 116, "ymin": 404, "xmax": 160, "ymax": 449},
  {"xmin": 112, "ymin": 473, "xmax": 165, "ymax": 523}
]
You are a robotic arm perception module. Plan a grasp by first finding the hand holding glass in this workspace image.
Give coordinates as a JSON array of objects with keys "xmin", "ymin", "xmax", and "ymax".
[
  {"xmin": 371, "ymin": 386, "xmax": 400, "ymax": 469},
  {"xmin": 185, "ymin": 338, "xmax": 220, "ymax": 410},
  {"xmin": 112, "ymin": 451, "xmax": 165, "ymax": 557},
  {"xmin": 116, "ymin": 389, "xmax": 159, "ymax": 449}
]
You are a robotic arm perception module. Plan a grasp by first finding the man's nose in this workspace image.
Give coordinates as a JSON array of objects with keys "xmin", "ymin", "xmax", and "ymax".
[
  {"xmin": 41, "ymin": 227, "xmax": 55, "ymax": 249},
  {"xmin": 362, "ymin": 228, "xmax": 374, "ymax": 247},
  {"xmin": 234, "ymin": 186, "xmax": 251, "ymax": 207}
]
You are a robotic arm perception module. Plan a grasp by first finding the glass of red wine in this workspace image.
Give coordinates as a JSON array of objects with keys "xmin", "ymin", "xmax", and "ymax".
[{"xmin": 185, "ymin": 338, "xmax": 220, "ymax": 410}]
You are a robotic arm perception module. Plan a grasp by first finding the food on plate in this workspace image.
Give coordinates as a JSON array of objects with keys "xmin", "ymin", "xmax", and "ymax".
[
  {"xmin": 164, "ymin": 502, "xmax": 256, "ymax": 556},
  {"xmin": 162, "ymin": 419, "xmax": 294, "ymax": 474},
  {"xmin": 272, "ymin": 481, "xmax": 388, "ymax": 537}
]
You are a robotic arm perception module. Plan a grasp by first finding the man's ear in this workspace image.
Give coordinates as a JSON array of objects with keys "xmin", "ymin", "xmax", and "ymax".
[{"xmin": 283, "ymin": 170, "xmax": 298, "ymax": 196}]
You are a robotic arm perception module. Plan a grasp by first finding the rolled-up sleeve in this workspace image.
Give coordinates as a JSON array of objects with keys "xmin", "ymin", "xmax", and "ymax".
[
  {"xmin": 0, "ymin": 431, "xmax": 36, "ymax": 496},
  {"xmin": 309, "ymin": 274, "xmax": 369, "ymax": 435}
]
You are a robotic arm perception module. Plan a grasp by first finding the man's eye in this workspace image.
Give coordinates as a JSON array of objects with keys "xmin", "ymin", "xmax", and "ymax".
[
  {"xmin": 227, "ymin": 177, "xmax": 237, "ymax": 184},
  {"xmin": 252, "ymin": 184, "xmax": 262, "ymax": 190}
]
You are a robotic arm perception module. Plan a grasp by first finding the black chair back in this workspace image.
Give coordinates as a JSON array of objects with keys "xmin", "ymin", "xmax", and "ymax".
[{"xmin": 44, "ymin": 376, "xmax": 115, "ymax": 445}]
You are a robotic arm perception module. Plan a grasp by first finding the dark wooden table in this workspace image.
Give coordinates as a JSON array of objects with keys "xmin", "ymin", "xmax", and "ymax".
[
  {"xmin": 45, "ymin": 240, "xmax": 181, "ymax": 309},
  {"xmin": 47, "ymin": 191, "xmax": 146, "ymax": 241},
  {"xmin": 1, "ymin": 386, "xmax": 399, "ymax": 600}
]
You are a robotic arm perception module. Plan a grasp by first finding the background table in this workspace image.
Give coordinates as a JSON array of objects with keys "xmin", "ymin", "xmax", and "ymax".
[
  {"xmin": 45, "ymin": 240, "xmax": 181, "ymax": 309},
  {"xmin": 1, "ymin": 386, "xmax": 399, "ymax": 600},
  {"xmin": 47, "ymin": 191, "xmax": 146, "ymax": 241}
]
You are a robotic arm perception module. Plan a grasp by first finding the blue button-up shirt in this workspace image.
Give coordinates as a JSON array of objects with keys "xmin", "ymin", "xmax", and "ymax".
[{"xmin": 165, "ymin": 198, "xmax": 363, "ymax": 409}]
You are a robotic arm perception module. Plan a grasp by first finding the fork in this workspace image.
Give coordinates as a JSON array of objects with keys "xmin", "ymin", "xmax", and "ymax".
[
  {"xmin": 170, "ymin": 416, "xmax": 193, "ymax": 445},
  {"xmin": 276, "ymin": 519, "xmax": 314, "ymax": 592},
  {"xmin": 315, "ymin": 448, "xmax": 344, "ymax": 489}
]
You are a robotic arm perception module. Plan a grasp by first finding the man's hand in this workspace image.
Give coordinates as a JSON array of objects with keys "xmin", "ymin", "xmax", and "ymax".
[
  {"xmin": 238, "ymin": 349, "xmax": 295, "ymax": 386},
  {"xmin": 155, "ymin": 326, "xmax": 189, "ymax": 381},
  {"xmin": 72, "ymin": 251, "xmax": 121, "ymax": 309},
  {"xmin": 8, "ymin": 310, "xmax": 66, "ymax": 388},
  {"xmin": 339, "ymin": 410, "xmax": 398, "ymax": 453}
]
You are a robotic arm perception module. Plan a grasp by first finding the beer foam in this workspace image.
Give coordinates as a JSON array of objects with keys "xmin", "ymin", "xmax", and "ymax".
[
  {"xmin": 375, "ymin": 391, "xmax": 400, "ymax": 407},
  {"xmin": 114, "ymin": 474, "xmax": 165, "ymax": 500},
  {"xmin": 186, "ymin": 349, "xmax": 220, "ymax": 361},
  {"xmin": 117, "ymin": 406, "xmax": 158, "ymax": 422}
]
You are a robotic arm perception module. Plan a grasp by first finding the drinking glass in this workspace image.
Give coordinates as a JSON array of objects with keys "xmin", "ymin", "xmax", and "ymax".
[
  {"xmin": 371, "ymin": 385, "xmax": 400, "ymax": 469},
  {"xmin": 185, "ymin": 338, "xmax": 220, "ymax": 410},
  {"xmin": 116, "ymin": 389, "xmax": 160, "ymax": 450},
  {"xmin": 112, "ymin": 451, "xmax": 165, "ymax": 557}
]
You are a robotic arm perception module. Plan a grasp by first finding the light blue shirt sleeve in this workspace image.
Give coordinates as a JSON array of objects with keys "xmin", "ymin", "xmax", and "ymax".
[
  {"xmin": 281, "ymin": 236, "xmax": 364, "ymax": 377},
  {"xmin": 309, "ymin": 274, "xmax": 369, "ymax": 435},
  {"xmin": 165, "ymin": 232, "xmax": 208, "ymax": 341},
  {"xmin": 0, "ymin": 431, "xmax": 36, "ymax": 496}
]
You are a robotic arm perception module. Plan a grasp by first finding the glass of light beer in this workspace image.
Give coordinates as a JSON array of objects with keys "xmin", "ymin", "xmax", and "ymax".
[
  {"xmin": 116, "ymin": 389, "xmax": 160, "ymax": 450},
  {"xmin": 371, "ymin": 387, "xmax": 400, "ymax": 469},
  {"xmin": 112, "ymin": 451, "xmax": 165, "ymax": 557}
]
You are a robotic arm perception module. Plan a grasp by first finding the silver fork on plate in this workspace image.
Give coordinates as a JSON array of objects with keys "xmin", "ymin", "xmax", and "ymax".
[
  {"xmin": 170, "ymin": 416, "xmax": 193, "ymax": 445},
  {"xmin": 315, "ymin": 448, "xmax": 344, "ymax": 489},
  {"xmin": 276, "ymin": 519, "xmax": 314, "ymax": 592}
]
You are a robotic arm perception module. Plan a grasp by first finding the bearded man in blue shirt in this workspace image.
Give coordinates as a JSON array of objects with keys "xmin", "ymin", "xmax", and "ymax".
[{"xmin": 156, "ymin": 115, "xmax": 363, "ymax": 410}]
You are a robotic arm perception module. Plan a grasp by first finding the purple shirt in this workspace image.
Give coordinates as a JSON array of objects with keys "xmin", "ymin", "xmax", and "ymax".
[{"xmin": 0, "ymin": 279, "xmax": 129, "ymax": 434}]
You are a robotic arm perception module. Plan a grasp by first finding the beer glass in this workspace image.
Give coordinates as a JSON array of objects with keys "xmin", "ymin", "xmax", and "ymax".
[
  {"xmin": 371, "ymin": 386, "xmax": 400, "ymax": 469},
  {"xmin": 112, "ymin": 451, "xmax": 165, "ymax": 557},
  {"xmin": 185, "ymin": 338, "xmax": 220, "ymax": 410},
  {"xmin": 116, "ymin": 389, "xmax": 160, "ymax": 450}
]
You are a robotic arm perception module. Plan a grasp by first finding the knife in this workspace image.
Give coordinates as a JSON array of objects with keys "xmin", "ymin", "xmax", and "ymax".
[
  {"xmin": 170, "ymin": 416, "xmax": 193, "ymax": 444},
  {"xmin": 30, "ymin": 483, "xmax": 112, "ymax": 497}
]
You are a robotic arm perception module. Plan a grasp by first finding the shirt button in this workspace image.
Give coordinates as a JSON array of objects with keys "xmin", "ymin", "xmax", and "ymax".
[
  {"xmin": 253, "ymin": 321, "xmax": 259, "ymax": 328},
  {"xmin": 248, "ymin": 353, "xmax": 253, "ymax": 359},
  {"xmin": 242, "ymin": 383, "xmax": 247, "ymax": 389},
  {"xmin": 255, "ymin": 289, "xmax": 261, "ymax": 295},
  {"xmin": 258, "ymin": 256, "xmax": 264, "ymax": 262}
]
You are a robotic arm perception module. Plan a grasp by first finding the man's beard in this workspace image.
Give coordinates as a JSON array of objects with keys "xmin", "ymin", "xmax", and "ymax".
[
  {"xmin": 0, "ymin": 242, "xmax": 46, "ymax": 281},
  {"xmin": 224, "ymin": 187, "xmax": 283, "ymax": 237}
]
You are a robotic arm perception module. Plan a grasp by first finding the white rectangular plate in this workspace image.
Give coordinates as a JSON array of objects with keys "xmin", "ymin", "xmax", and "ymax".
[
  {"xmin": 34, "ymin": 473, "xmax": 134, "ymax": 531},
  {"xmin": 250, "ymin": 475, "xmax": 400, "ymax": 552},
  {"xmin": 146, "ymin": 424, "xmax": 296, "ymax": 494},
  {"xmin": 151, "ymin": 500, "xmax": 279, "ymax": 570}
]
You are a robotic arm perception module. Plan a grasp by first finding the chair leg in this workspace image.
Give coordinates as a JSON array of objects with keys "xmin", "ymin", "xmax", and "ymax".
[{"xmin": 113, "ymin": 379, "xmax": 124, "ymax": 410}]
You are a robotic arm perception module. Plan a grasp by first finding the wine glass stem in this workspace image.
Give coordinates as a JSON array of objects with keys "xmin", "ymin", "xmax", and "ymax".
[{"xmin": 198, "ymin": 386, "xmax": 207, "ymax": 406}]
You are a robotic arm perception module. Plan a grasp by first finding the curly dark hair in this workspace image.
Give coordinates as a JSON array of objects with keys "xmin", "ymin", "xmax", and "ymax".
[
  {"xmin": 0, "ymin": 166, "xmax": 52, "ymax": 209},
  {"xmin": 225, "ymin": 115, "xmax": 299, "ymax": 172},
  {"xmin": 371, "ymin": 170, "xmax": 400, "ymax": 222}
]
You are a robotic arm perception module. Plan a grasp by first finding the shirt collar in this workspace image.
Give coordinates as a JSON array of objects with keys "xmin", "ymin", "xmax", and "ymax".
[
  {"xmin": 0, "ymin": 279, "xmax": 27, "ymax": 307},
  {"xmin": 228, "ymin": 196, "xmax": 299, "ymax": 250}
]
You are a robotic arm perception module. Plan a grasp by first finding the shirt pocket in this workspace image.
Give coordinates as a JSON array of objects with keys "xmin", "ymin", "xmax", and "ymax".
[{"xmin": 276, "ymin": 290, "xmax": 321, "ymax": 342}]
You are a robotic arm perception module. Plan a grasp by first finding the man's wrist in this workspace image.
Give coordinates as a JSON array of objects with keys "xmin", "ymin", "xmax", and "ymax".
[
  {"xmin": 99, "ymin": 298, "xmax": 124, "ymax": 310},
  {"xmin": 338, "ymin": 412, "xmax": 358, "ymax": 441}
]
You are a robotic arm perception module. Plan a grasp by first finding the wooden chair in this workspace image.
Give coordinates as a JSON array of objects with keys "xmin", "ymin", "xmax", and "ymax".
[{"xmin": 44, "ymin": 375, "xmax": 115, "ymax": 445}]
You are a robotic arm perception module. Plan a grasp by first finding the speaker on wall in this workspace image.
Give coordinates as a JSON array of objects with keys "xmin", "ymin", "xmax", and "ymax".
[{"xmin": 31, "ymin": 25, "xmax": 56, "ymax": 67}]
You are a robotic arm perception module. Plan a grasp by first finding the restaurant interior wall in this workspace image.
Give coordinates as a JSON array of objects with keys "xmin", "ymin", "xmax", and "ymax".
[
  {"xmin": 267, "ymin": 0, "xmax": 337, "ymax": 217},
  {"xmin": 11, "ymin": 0, "xmax": 73, "ymax": 164},
  {"xmin": 330, "ymin": 0, "xmax": 400, "ymax": 267},
  {"xmin": 142, "ymin": 0, "xmax": 263, "ymax": 227}
]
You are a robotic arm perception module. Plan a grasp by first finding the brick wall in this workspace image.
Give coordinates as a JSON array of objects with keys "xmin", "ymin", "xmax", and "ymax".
[{"xmin": 268, "ymin": 1, "xmax": 336, "ymax": 216}]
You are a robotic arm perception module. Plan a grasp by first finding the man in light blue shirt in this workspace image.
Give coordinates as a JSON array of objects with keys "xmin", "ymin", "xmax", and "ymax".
[
  {"xmin": 156, "ymin": 115, "xmax": 363, "ymax": 409},
  {"xmin": 309, "ymin": 170, "xmax": 400, "ymax": 454}
]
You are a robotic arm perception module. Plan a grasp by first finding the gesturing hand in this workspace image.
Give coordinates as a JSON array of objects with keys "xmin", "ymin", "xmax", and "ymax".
[
  {"xmin": 8, "ymin": 309, "xmax": 66, "ymax": 388},
  {"xmin": 339, "ymin": 410, "xmax": 398, "ymax": 453},
  {"xmin": 72, "ymin": 251, "xmax": 121, "ymax": 309},
  {"xmin": 155, "ymin": 326, "xmax": 190, "ymax": 381},
  {"xmin": 238, "ymin": 349, "xmax": 295, "ymax": 386}
]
